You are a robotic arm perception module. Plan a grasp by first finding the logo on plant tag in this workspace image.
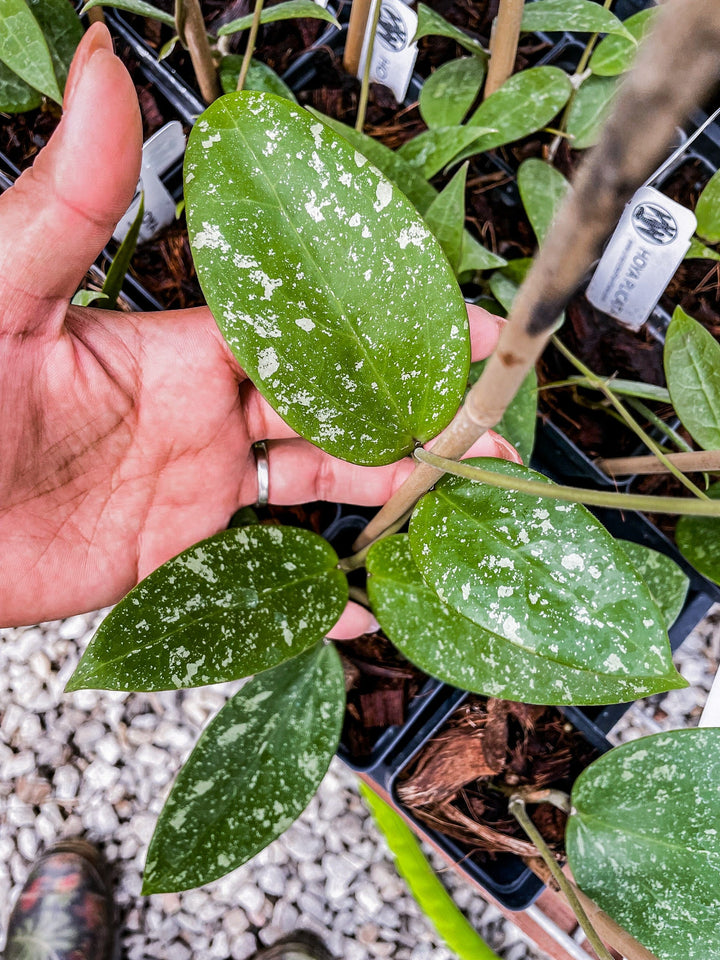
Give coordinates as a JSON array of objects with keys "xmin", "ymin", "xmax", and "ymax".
[
  {"xmin": 631, "ymin": 201, "xmax": 678, "ymax": 245},
  {"xmin": 378, "ymin": 6, "xmax": 408, "ymax": 50}
]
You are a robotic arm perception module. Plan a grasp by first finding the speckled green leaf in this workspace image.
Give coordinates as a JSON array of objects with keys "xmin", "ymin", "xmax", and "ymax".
[
  {"xmin": 694, "ymin": 168, "xmax": 720, "ymax": 244},
  {"xmin": 467, "ymin": 360, "xmax": 536, "ymax": 463},
  {"xmin": 414, "ymin": 4, "xmax": 487, "ymax": 58},
  {"xmin": 664, "ymin": 307, "xmax": 720, "ymax": 450},
  {"xmin": 81, "ymin": 0, "xmax": 176, "ymax": 27},
  {"xmin": 567, "ymin": 729, "xmax": 720, "ymax": 960},
  {"xmin": 0, "ymin": 0, "xmax": 61, "ymax": 102},
  {"xmin": 517, "ymin": 158, "xmax": 569, "ymax": 247},
  {"xmin": 218, "ymin": 0, "xmax": 339, "ymax": 35},
  {"xmin": 521, "ymin": 0, "xmax": 633, "ymax": 39},
  {"xmin": 590, "ymin": 8, "xmax": 656, "ymax": 77},
  {"xmin": 143, "ymin": 643, "xmax": 345, "ymax": 893},
  {"xmin": 619, "ymin": 541, "xmax": 689, "ymax": 628},
  {"xmin": 186, "ymin": 93, "xmax": 470, "ymax": 466},
  {"xmin": 367, "ymin": 535, "xmax": 674, "ymax": 704},
  {"xmin": 409, "ymin": 460, "xmax": 683, "ymax": 703},
  {"xmin": 419, "ymin": 57, "xmax": 485, "ymax": 128},
  {"xmin": 566, "ymin": 74, "xmax": 618, "ymax": 149},
  {"xmin": 220, "ymin": 56, "xmax": 297, "ymax": 102},
  {"xmin": 676, "ymin": 482, "xmax": 720, "ymax": 586},
  {"xmin": 423, "ymin": 163, "xmax": 468, "ymax": 273},
  {"xmin": 67, "ymin": 526, "xmax": 347, "ymax": 691},
  {"xmin": 0, "ymin": 58, "xmax": 40, "ymax": 112}
]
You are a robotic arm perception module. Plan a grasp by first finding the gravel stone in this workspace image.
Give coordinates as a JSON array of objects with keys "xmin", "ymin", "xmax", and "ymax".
[{"xmin": 258, "ymin": 865, "xmax": 287, "ymax": 897}]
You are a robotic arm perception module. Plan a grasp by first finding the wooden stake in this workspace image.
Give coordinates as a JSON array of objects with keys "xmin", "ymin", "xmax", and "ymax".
[
  {"xmin": 177, "ymin": 0, "xmax": 220, "ymax": 104},
  {"xmin": 354, "ymin": 0, "xmax": 720, "ymax": 552},
  {"xmin": 344, "ymin": 0, "xmax": 374, "ymax": 76},
  {"xmin": 484, "ymin": 0, "xmax": 524, "ymax": 99},
  {"xmin": 598, "ymin": 449, "xmax": 720, "ymax": 477}
]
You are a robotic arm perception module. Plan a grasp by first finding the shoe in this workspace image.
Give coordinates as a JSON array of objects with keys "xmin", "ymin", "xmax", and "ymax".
[
  {"xmin": 252, "ymin": 931, "xmax": 335, "ymax": 960},
  {"xmin": 4, "ymin": 838, "xmax": 115, "ymax": 960}
]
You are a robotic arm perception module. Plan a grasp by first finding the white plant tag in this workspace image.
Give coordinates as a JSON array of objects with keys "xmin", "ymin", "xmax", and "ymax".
[
  {"xmin": 113, "ymin": 121, "xmax": 187, "ymax": 244},
  {"xmin": 586, "ymin": 186, "xmax": 697, "ymax": 331},
  {"xmin": 357, "ymin": 0, "xmax": 419, "ymax": 103}
]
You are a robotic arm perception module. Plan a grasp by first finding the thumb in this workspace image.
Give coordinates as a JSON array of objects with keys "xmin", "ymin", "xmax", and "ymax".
[{"xmin": 0, "ymin": 23, "xmax": 142, "ymax": 336}]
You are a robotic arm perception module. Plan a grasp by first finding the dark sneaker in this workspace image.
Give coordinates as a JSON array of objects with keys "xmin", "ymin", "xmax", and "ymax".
[
  {"xmin": 4, "ymin": 839, "xmax": 115, "ymax": 960},
  {"xmin": 252, "ymin": 931, "xmax": 335, "ymax": 960}
]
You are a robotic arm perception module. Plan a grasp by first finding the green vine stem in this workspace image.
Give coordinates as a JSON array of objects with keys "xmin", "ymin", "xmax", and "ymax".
[
  {"xmin": 499, "ymin": 786, "xmax": 571, "ymax": 812},
  {"xmin": 176, "ymin": 0, "xmax": 220, "ymax": 103},
  {"xmin": 413, "ymin": 448, "xmax": 720, "ymax": 517},
  {"xmin": 509, "ymin": 797, "xmax": 615, "ymax": 960},
  {"xmin": 625, "ymin": 397, "xmax": 693, "ymax": 453},
  {"xmin": 236, "ymin": 0, "xmax": 265, "ymax": 93},
  {"xmin": 348, "ymin": 585, "xmax": 370, "ymax": 607},
  {"xmin": 356, "ymin": 0, "xmax": 383, "ymax": 132},
  {"xmin": 338, "ymin": 507, "xmax": 413, "ymax": 572}
]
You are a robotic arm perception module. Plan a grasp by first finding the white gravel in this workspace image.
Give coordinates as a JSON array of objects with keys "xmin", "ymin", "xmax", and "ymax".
[{"xmin": 1, "ymin": 604, "xmax": 718, "ymax": 959}]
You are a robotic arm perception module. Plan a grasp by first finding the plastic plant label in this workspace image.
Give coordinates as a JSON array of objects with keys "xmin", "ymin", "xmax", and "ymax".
[
  {"xmin": 113, "ymin": 121, "xmax": 186, "ymax": 243},
  {"xmin": 586, "ymin": 185, "xmax": 696, "ymax": 330},
  {"xmin": 357, "ymin": 0, "xmax": 418, "ymax": 102}
]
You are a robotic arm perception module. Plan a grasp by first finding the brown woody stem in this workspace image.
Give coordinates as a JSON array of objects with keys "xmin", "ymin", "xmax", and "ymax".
[
  {"xmin": 344, "ymin": 0, "xmax": 373, "ymax": 76},
  {"xmin": 356, "ymin": 0, "xmax": 383, "ymax": 132},
  {"xmin": 599, "ymin": 449, "xmax": 720, "ymax": 477},
  {"xmin": 484, "ymin": 0, "xmax": 525, "ymax": 99},
  {"xmin": 177, "ymin": 0, "xmax": 220, "ymax": 103},
  {"xmin": 353, "ymin": 0, "xmax": 720, "ymax": 552}
]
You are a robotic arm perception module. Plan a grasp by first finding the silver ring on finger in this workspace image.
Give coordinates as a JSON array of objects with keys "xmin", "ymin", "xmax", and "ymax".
[{"xmin": 253, "ymin": 441, "xmax": 270, "ymax": 507}]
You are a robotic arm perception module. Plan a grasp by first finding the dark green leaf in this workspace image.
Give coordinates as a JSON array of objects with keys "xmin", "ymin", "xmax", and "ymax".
[
  {"xmin": 419, "ymin": 57, "xmax": 485, "ymax": 128},
  {"xmin": 676, "ymin": 481, "xmax": 720, "ymax": 586},
  {"xmin": 590, "ymin": 8, "xmax": 656, "ymax": 76},
  {"xmin": 102, "ymin": 195, "xmax": 144, "ymax": 310},
  {"xmin": 567, "ymin": 729, "xmax": 720, "ymax": 960},
  {"xmin": 521, "ymin": 0, "xmax": 633, "ymax": 39},
  {"xmin": 694, "ymin": 168, "xmax": 720, "ymax": 244},
  {"xmin": 143, "ymin": 643, "xmax": 345, "ymax": 893},
  {"xmin": 566, "ymin": 74, "xmax": 618, "ymax": 149},
  {"xmin": 397, "ymin": 124, "xmax": 497, "ymax": 180},
  {"xmin": 414, "ymin": 4, "xmax": 487, "ymax": 58},
  {"xmin": 367, "ymin": 534, "xmax": 679, "ymax": 704},
  {"xmin": 664, "ymin": 307, "xmax": 720, "ymax": 450},
  {"xmin": 360, "ymin": 783, "xmax": 501, "ymax": 960},
  {"xmin": 423, "ymin": 162, "xmax": 468, "ymax": 273},
  {"xmin": 220, "ymin": 55, "xmax": 297, "ymax": 102},
  {"xmin": 0, "ymin": 0, "xmax": 61, "ymax": 102},
  {"xmin": 218, "ymin": 0, "xmax": 339, "ymax": 35},
  {"xmin": 28, "ymin": 0, "xmax": 82, "ymax": 96},
  {"xmin": 517, "ymin": 158, "xmax": 570, "ymax": 246},
  {"xmin": 409, "ymin": 460, "xmax": 683, "ymax": 702},
  {"xmin": 67, "ymin": 526, "xmax": 347, "ymax": 691},
  {"xmin": 685, "ymin": 236, "xmax": 720, "ymax": 262},
  {"xmin": 186, "ymin": 93, "xmax": 470, "ymax": 466},
  {"xmin": 81, "ymin": 0, "xmax": 176, "ymax": 27},
  {"xmin": 467, "ymin": 360, "xmax": 536, "ymax": 463},
  {"xmin": 618, "ymin": 540, "xmax": 689, "ymax": 628}
]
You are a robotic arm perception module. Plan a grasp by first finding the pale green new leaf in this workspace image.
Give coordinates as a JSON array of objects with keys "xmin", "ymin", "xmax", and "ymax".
[
  {"xmin": 685, "ymin": 236, "xmax": 720, "ymax": 262},
  {"xmin": 456, "ymin": 232, "xmax": 506, "ymax": 274},
  {"xmin": 81, "ymin": 0, "xmax": 176, "ymax": 27},
  {"xmin": 0, "ymin": 58, "xmax": 40, "ymax": 112},
  {"xmin": 220, "ymin": 55, "xmax": 297, "ymax": 102},
  {"xmin": 67, "ymin": 526, "xmax": 347, "ymax": 691},
  {"xmin": 0, "ymin": 0, "xmax": 62, "ymax": 102},
  {"xmin": 143, "ymin": 643, "xmax": 345, "ymax": 893},
  {"xmin": 419, "ymin": 57, "xmax": 485, "ymax": 129},
  {"xmin": 71, "ymin": 290, "xmax": 110, "ymax": 307},
  {"xmin": 521, "ymin": 0, "xmax": 634, "ymax": 40},
  {"xmin": 694, "ymin": 167, "xmax": 720, "ymax": 244},
  {"xmin": 664, "ymin": 307, "xmax": 720, "ymax": 450},
  {"xmin": 414, "ymin": 3, "xmax": 487, "ymax": 58},
  {"xmin": 409, "ymin": 460, "xmax": 683, "ymax": 703},
  {"xmin": 218, "ymin": 0, "xmax": 339, "ymax": 35},
  {"xmin": 397, "ymin": 124, "xmax": 497, "ymax": 180},
  {"xmin": 360, "ymin": 783, "xmax": 501, "ymax": 960},
  {"xmin": 423, "ymin": 162, "xmax": 468, "ymax": 273},
  {"xmin": 618, "ymin": 541, "xmax": 689, "ymax": 628},
  {"xmin": 186, "ymin": 93, "xmax": 470, "ymax": 466},
  {"xmin": 676, "ymin": 482, "xmax": 720, "ymax": 586},
  {"xmin": 467, "ymin": 360, "xmax": 536, "ymax": 463},
  {"xmin": 590, "ymin": 8, "xmax": 656, "ymax": 76},
  {"xmin": 566, "ymin": 75, "xmax": 618, "ymax": 149},
  {"xmin": 368, "ymin": 534, "xmax": 679, "ymax": 704},
  {"xmin": 567, "ymin": 729, "xmax": 720, "ymax": 960},
  {"xmin": 517, "ymin": 158, "xmax": 570, "ymax": 246}
]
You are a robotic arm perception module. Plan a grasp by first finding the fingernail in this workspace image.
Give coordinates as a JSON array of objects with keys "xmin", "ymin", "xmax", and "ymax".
[
  {"xmin": 493, "ymin": 432, "xmax": 522, "ymax": 464},
  {"xmin": 367, "ymin": 615, "xmax": 381, "ymax": 634},
  {"xmin": 64, "ymin": 23, "xmax": 113, "ymax": 111}
]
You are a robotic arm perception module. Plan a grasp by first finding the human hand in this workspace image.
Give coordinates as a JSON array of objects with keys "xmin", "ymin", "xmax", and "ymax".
[{"xmin": 0, "ymin": 24, "xmax": 518, "ymax": 630}]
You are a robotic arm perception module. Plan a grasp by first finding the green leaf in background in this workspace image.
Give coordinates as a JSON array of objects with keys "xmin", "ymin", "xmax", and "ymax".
[
  {"xmin": 71, "ymin": 289, "xmax": 111, "ymax": 307},
  {"xmin": 685, "ymin": 236, "xmax": 720, "ymax": 262},
  {"xmin": 367, "ymin": 534, "xmax": 677, "ymax": 704},
  {"xmin": 676, "ymin": 481, "xmax": 720, "ymax": 586},
  {"xmin": 488, "ymin": 257, "xmax": 533, "ymax": 312},
  {"xmin": 143, "ymin": 643, "xmax": 345, "ymax": 893},
  {"xmin": 565, "ymin": 74, "xmax": 618, "ymax": 149},
  {"xmin": 28, "ymin": 0, "xmax": 83, "ymax": 96},
  {"xmin": 414, "ymin": 4, "xmax": 488, "ymax": 58},
  {"xmin": 567, "ymin": 729, "xmax": 720, "ymax": 960},
  {"xmin": 186, "ymin": 93, "xmax": 471, "ymax": 466},
  {"xmin": 517, "ymin": 158, "xmax": 570, "ymax": 246},
  {"xmin": 467, "ymin": 359, "xmax": 536, "ymax": 463},
  {"xmin": 590, "ymin": 8, "xmax": 656, "ymax": 77},
  {"xmin": 521, "ymin": 0, "xmax": 634, "ymax": 40},
  {"xmin": 397, "ymin": 124, "xmax": 497, "ymax": 180},
  {"xmin": 101, "ymin": 194, "xmax": 145, "ymax": 309},
  {"xmin": 419, "ymin": 57, "xmax": 486, "ymax": 129},
  {"xmin": 618, "ymin": 540, "xmax": 689, "ymax": 628},
  {"xmin": 423, "ymin": 162, "xmax": 468, "ymax": 273},
  {"xmin": 360, "ymin": 783, "xmax": 501, "ymax": 960},
  {"xmin": 694, "ymin": 167, "xmax": 720, "ymax": 244},
  {"xmin": 456, "ymin": 231, "xmax": 506, "ymax": 274},
  {"xmin": 0, "ymin": 0, "xmax": 62, "ymax": 103},
  {"xmin": 0, "ymin": 57, "xmax": 40, "ymax": 112},
  {"xmin": 81, "ymin": 0, "xmax": 176, "ymax": 27},
  {"xmin": 220, "ymin": 55, "xmax": 297, "ymax": 102},
  {"xmin": 67, "ymin": 526, "xmax": 347, "ymax": 691},
  {"xmin": 218, "ymin": 0, "xmax": 339, "ymax": 35},
  {"xmin": 409, "ymin": 460, "xmax": 683, "ymax": 702},
  {"xmin": 664, "ymin": 307, "xmax": 720, "ymax": 450}
]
